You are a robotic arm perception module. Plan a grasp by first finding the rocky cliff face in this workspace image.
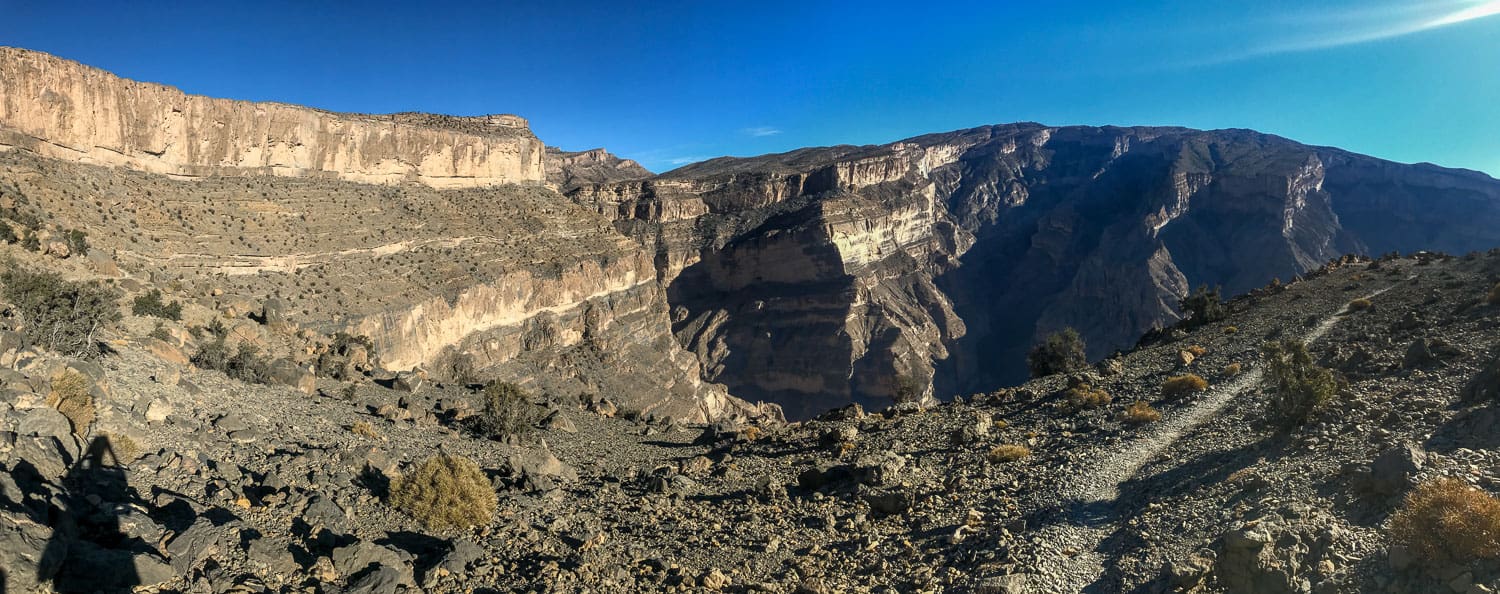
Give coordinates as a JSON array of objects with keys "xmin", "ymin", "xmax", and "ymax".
[
  {"xmin": 0, "ymin": 48, "xmax": 545, "ymax": 188},
  {"xmin": 573, "ymin": 124, "xmax": 1500, "ymax": 416},
  {"xmin": 545, "ymin": 147, "xmax": 652, "ymax": 191}
]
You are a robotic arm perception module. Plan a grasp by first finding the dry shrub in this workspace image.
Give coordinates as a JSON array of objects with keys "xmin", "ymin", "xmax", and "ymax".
[
  {"xmin": 47, "ymin": 371, "xmax": 95, "ymax": 435},
  {"xmin": 1186, "ymin": 345, "xmax": 1207, "ymax": 357},
  {"xmin": 987, "ymin": 444, "xmax": 1031, "ymax": 463},
  {"xmin": 1065, "ymin": 383, "xmax": 1112, "ymax": 411},
  {"xmin": 1348, "ymin": 298, "xmax": 1374, "ymax": 311},
  {"xmin": 1162, "ymin": 374, "xmax": 1209, "ymax": 398},
  {"xmin": 1390, "ymin": 478, "xmax": 1500, "ymax": 564},
  {"xmin": 389, "ymin": 454, "xmax": 496, "ymax": 530},
  {"xmin": 1488, "ymin": 282, "xmax": 1500, "ymax": 306},
  {"xmin": 1123, "ymin": 401, "xmax": 1161, "ymax": 424},
  {"xmin": 1224, "ymin": 363, "xmax": 1243, "ymax": 377},
  {"xmin": 473, "ymin": 381, "xmax": 540, "ymax": 439},
  {"xmin": 350, "ymin": 421, "xmax": 381, "ymax": 439},
  {"xmin": 1223, "ymin": 326, "xmax": 1240, "ymax": 335},
  {"xmin": 97, "ymin": 432, "xmax": 141, "ymax": 463}
]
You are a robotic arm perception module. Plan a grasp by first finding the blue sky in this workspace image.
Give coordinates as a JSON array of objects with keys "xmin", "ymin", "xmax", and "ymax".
[{"xmin": 2, "ymin": 0, "xmax": 1497, "ymax": 175}]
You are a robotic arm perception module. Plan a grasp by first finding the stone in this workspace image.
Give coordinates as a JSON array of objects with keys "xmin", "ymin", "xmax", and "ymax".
[
  {"xmin": 165, "ymin": 517, "xmax": 222, "ymax": 573},
  {"xmin": 392, "ymin": 370, "xmax": 424, "ymax": 393},
  {"xmin": 973, "ymin": 575, "xmax": 1029, "ymax": 594},
  {"xmin": 1368, "ymin": 443, "xmax": 1424, "ymax": 496},
  {"xmin": 144, "ymin": 398, "xmax": 174, "ymax": 423},
  {"xmin": 347, "ymin": 564, "xmax": 405, "ymax": 594},
  {"xmin": 504, "ymin": 441, "xmax": 577, "ymax": 482},
  {"xmin": 541, "ymin": 410, "xmax": 577, "ymax": 433},
  {"xmin": 267, "ymin": 358, "xmax": 316, "ymax": 395},
  {"xmin": 20, "ymin": 406, "xmax": 73, "ymax": 441}
]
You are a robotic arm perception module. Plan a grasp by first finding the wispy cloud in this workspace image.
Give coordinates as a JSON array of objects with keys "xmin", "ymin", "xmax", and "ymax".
[
  {"xmin": 742, "ymin": 126, "xmax": 782, "ymax": 137},
  {"xmin": 1199, "ymin": 0, "xmax": 1500, "ymax": 65},
  {"xmin": 667, "ymin": 156, "xmax": 707, "ymax": 165}
]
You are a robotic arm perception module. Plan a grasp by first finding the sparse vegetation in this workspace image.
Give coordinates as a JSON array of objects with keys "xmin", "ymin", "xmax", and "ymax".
[
  {"xmin": 350, "ymin": 420, "xmax": 381, "ymax": 439},
  {"xmin": 1123, "ymin": 401, "xmax": 1161, "ymax": 424},
  {"xmin": 97, "ymin": 431, "xmax": 141, "ymax": 463},
  {"xmin": 1390, "ymin": 478, "xmax": 1500, "ymax": 564},
  {"xmin": 1185, "ymin": 345, "xmax": 1207, "ymax": 357},
  {"xmin": 388, "ymin": 454, "xmax": 497, "ymax": 530},
  {"xmin": 1488, "ymin": 282, "xmax": 1500, "ymax": 306},
  {"xmin": 1027, "ymin": 328, "xmax": 1087, "ymax": 378},
  {"xmin": 1348, "ymin": 298, "xmax": 1373, "ymax": 311},
  {"xmin": 473, "ymin": 381, "xmax": 540, "ymax": 439},
  {"xmin": 987, "ymin": 444, "xmax": 1032, "ymax": 463},
  {"xmin": 1223, "ymin": 325, "xmax": 1239, "ymax": 335},
  {"xmin": 1180, "ymin": 285, "xmax": 1226, "ymax": 328},
  {"xmin": 191, "ymin": 338, "xmax": 272, "ymax": 384},
  {"xmin": 1262, "ymin": 339, "xmax": 1338, "ymax": 427},
  {"xmin": 148, "ymin": 323, "xmax": 172, "ymax": 342},
  {"xmin": 1064, "ymin": 381, "xmax": 1112, "ymax": 411},
  {"xmin": 1, "ymin": 264, "xmax": 122, "ymax": 358},
  {"xmin": 132, "ymin": 289, "xmax": 182, "ymax": 320},
  {"xmin": 65, "ymin": 228, "xmax": 88, "ymax": 256},
  {"xmin": 47, "ymin": 371, "xmax": 95, "ymax": 435},
  {"xmin": 1162, "ymin": 373, "xmax": 1209, "ymax": 398},
  {"xmin": 1224, "ymin": 362, "xmax": 1243, "ymax": 376}
]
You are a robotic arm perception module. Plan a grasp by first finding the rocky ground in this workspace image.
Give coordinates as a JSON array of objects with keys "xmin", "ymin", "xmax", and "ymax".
[{"xmin": 3, "ymin": 248, "xmax": 1500, "ymax": 593}]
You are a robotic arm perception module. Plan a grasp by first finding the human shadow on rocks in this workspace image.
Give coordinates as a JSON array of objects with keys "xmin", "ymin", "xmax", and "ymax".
[
  {"xmin": 1424, "ymin": 402, "xmax": 1500, "ymax": 453},
  {"xmin": 37, "ymin": 436, "xmax": 167, "ymax": 594}
]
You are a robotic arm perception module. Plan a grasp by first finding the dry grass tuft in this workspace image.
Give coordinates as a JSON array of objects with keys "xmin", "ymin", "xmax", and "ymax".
[
  {"xmin": 47, "ymin": 371, "xmax": 95, "ymax": 435},
  {"xmin": 987, "ymin": 444, "xmax": 1032, "ymax": 463},
  {"xmin": 1224, "ymin": 363, "xmax": 1243, "ymax": 377},
  {"xmin": 389, "ymin": 454, "xmax": 496, "ymax": 530},
  {"xmin": 350, "ymin": 420, "xmax": 381, "ymax": 439},
  {"xmin": 1161, "ymin": 374, "xmax": 1209, "ymax": 399},
  {"xmin": 1488, "ymin": 282, "xmax": 1500, "ymax": 306},
  {"xmin": 1123, "ymin": 401, "xmax": 1162, "ymax": 424},
  {"xmin": 1223, "ymin": 326, "xmax": 1239, "ymax": 335},
  {"xmin": 1348, "ymin": 298, "xmax": 1374, "ymax": 311},
  {"xmin": 1186, "ymin": 345, "xmax": 1207, "ymax": 357},
  {"xmin": 1064, "ymin": 382, "xmax": 1112, "ymax": 411},
  {"xmin": 1390, "ymin": 478, "xmax": 1500, "ymax": 564}
]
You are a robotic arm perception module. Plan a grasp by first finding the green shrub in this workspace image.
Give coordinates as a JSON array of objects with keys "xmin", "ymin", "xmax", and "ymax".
[
  {"xmin": 20, "ymin": 232, "xmax": 39, "ymax": 252},
  {"xmin": 1180, "ymin": 285, "xmax": 1226, "ymax": 328},
  {"xmin": 389, "ymin": 454, "xmax": 496, "ymax": 530},
  {"xmin": 132, "ymin": 289, "xmax": 183, "ymax": 320},
  {"xmin": 1261, "ymin": 339, "xmax": 1338, "ymax": 427},
  {"xmin": 1162, "ymin": 373, "xmax": 1209, "ymax": 398},
  {"xmin": 1390, "ymin": 478, "xmax": 1500, "ymax": 564},
  {"xmin": 0, "ymin": 264, "xmax": 121, "ymax": 358},
  {"xmin": 148, "ymin": 323, "xmax": 172, "ymax": 342},
  {"xmin": 191, "ymin": 337, "xmax": 271, "ymax": 384},
  {"xmin": 65, "ymin": 229, "xmax": 88, "ymax": 257},
  {"xmin": 0, "ymin": 223, "xmax": 16, "ymax": 244},
  {"xmin": 473, "ymin": 381, "xmax": 540, "ymax": 438},
  {"xmin": 1027, "ymin": 328, "xmax": 1087, "ymax": 378}
]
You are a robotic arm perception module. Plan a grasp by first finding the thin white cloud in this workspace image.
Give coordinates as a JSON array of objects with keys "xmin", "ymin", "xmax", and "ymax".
[
  {"xmin": 1200, "ymin": 0, "xmax": 1500, "ymax": 65},
  {"xmin": 742, "ymin": 126, "xmax": 782, "ymax": 137},
  {"xmin": 667, "ymin": 156, "xmax": 707, "ymax": 165}
]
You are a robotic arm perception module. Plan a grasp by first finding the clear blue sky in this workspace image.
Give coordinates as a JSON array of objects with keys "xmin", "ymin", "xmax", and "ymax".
[{"xmin": 3, "ymin": 0, "xmax": 1497, "ymax": 175}]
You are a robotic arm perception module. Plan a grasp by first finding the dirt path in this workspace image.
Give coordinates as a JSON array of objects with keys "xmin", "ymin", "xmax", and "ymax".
[{"xmin": 1025, "ymin": 284, "xmax": 1397, "ymax": 592}]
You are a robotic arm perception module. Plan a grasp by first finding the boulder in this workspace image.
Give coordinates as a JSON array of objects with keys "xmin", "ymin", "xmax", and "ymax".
[
  {"xmin": 1367, "ymin": 443, "xmax": 1425, "ymax": 496},
  {"xmin": 267, "ymin": 358, "xmax": 316, "ymax": 395}
]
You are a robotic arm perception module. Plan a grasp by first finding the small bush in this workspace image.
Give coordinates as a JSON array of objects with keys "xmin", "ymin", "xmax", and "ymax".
[
  {"xmin": 1027, "ymin": 328, "xmax": 1087, "ymax": 378},
  {"xmin": 191, "ymin": 338, "xmax": 271, "ymax": 385},
  {"xmin": 1348, "ymin": 298, "xmax": 1373, "ymax": 311},
  {"xmin": 148, "ymin": 323, "xmax": 172, "ymax": 342},
  {"xmin": 1262, "ymin": 339, "xmax": 1338, "ymax": 427},
  {"xmin": 1, "ymin": 264, "xmax": 122, "ymax": 358},
  {"xmin": 1123, "ymin": 401, "xmax": 1161, "ymax": 424},
  {"xmin": 1488, "ymin": 283, "xmax": 1500, "ymax": 306},
  {"xmin": 1064, "ymin": 382, "xmax": 1111, "ymax": 411},
  {"xmin": 47, "ymin": 371, "xmax": 95, "ymax": 435},
  {"xmin": 132, "ymin": 289, "xmax": 182, "ymax": 320},
  {"xmin": 1390, "ymin": 478, "xmax": 1500, "ymax": 564},
  {"xmin": 1162, "ymin": 374, "xmax": 1209, "ymax": 398},
  {"xmin": 1181, "ymin": 285, "xmax": 1226, "ymax": 328},
  {"xmin": 389, "ymin": 454, "xmax": 496, "ymax": 530},
  {"xmin": 1223, "ymin": 326, "xmax": 1239, "ymax": 335},
  {"xmin": 473, "ymin": 381, "xmax": 540, "ymax": 438},
  {"xmin": 1186, "ymin": 345, "xmax": 1207, "ymax": 357},
  {"xmin": 350, "ymin": 421, "xmax": 381, "ymax": 439},
  {"xmin": 1224, "ymin": 362, "xmax": 1243, "ymax": 376},
  {"xmin": 65, "ymin": 229, "xmax": 88, "ymax": 257},
  {"xmin": 0, "ymin": 223, "xmax": 16, "ymax": 244},
  {"xmin": 987, "ymin": 444, "xmax": 1032, "ymax": 463},
  {"xmin": 97, "ymin": 432, "xmax": 141, "ymax": 463}
]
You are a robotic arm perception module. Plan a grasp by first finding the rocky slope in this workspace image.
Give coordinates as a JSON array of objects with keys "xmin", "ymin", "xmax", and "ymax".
[
  {"xmin": 5, "ymin": 249, "xmax": 1498, "ymax": 594},
  {"xmin": 571, "ymin": 124, "xmax": 1500, "ymax": 416},
  {"xmin": 0, "ymin": 48, "xmax": 545, "ymax": 188},
  {"xmin": 544, "ymin": 147, "xmax": 651, "ymax": 191}
]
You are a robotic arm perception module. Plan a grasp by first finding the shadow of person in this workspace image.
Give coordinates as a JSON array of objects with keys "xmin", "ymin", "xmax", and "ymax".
[{"xmin": 36, "ymin": 435, "xmax": 155, "ymax": 593}]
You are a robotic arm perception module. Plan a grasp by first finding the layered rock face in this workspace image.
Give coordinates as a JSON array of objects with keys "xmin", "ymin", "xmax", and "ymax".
[
  {"xmin": 544, "ymin": 147, "xmax": 652, "ymax": 191},
  {"xmin": 574, "ymin": 124, "xmax": 1500, "ymax": 416},
  {"xmin": 0, "ymin": 48, "xmax": 545, "ymax": 188}
]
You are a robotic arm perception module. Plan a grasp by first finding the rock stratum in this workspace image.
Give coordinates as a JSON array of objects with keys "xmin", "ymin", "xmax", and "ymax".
[
  {"xmin": 0, "ymin": 47, "xmax": 545, "ymax": 188},
  {"xmin": 571, "ymin": 125, "xmax": 1500, "ymax": 417}
]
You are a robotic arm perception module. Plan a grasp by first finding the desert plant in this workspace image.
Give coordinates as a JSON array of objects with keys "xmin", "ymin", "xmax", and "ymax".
[
  {"xmin": 1, "ymin": 264, "xmax": 122, "ymax": 358},
  {"xmin": 0, "ymin": 223, "xmax": 16, "ymax": 244},
  {"xmin": 1180, "ymin": 285, "xmax": 1226, "ymax": 328},
  {"xmin": 65, "ymin": 229, "xmax": 88, "ymax": 257},
  {"xmin": 47, "ymin": 371, "xmax": 95, "ymax": 435},
  {"xmin": 1348, "ymin": 298, "xmax": 1373, "ymax": 311},
  {"xmin": 148, "ymin": 323, "xmax": 172, "ymax": 342},
  {"xmin": 1027, "ymin": 328, "xmax": 1087, "ymax": 378},
  {"xmin": 1162, "ymin": 374, "xmax": 1209, "ymax": 398},
  {"xmin": 473, "ymin": 381, "xmax": 540, "ymax": 438},
  {"xmin": 1262, "ymin": 339, "xmax": 1338, "ymax": 427},
  {"xmin": 1488, "ymin": 282, "xmax": 1500, "ymax": 306},
  {"xmin": 97, "ymin": 431, "xmax": 141, "ymax": 463},
  {"xmin": 987, "ymin": 444, "xmax": 1031, "ymax": 463},
  {"xmin": 1223, "ymin": 326, "xmax": 1239, "ymax": 335},
  {"xmin": 388, "ymin": 454, "xmax": 497, "ymax": 530},
  {"xmin": 350, "ymin": 421, "xmax": 381, "ymax": 439},
  {"xmin": 1064, "ymin": 382, "xmax": 1111, "ymax": 411},
  {"xmin": 132, "ymin": 289, "xmax": 182, "ymax": 320},
  {"xmin": 1224, "ymin": 362, "xmax": 1243, "ymax": 376},
  {"xmin": 1123, "ymin": 401, "xmax": 1161, "ymax": 424},
  {"xmin": 1390, "ymin": 478, "xmax": 1500, "ymax": 564},
  {"xmin": 1186, "ymin": 345, "xmax": 1207, "ymax": 357},
  {"xmin": 191, "ymin": 338, "xmax": 271, "ymax": 385}
]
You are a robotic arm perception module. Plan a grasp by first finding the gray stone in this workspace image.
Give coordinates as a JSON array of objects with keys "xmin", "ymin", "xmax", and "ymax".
[
  {"xmin": 165, "ymin": 517, "xmax": 222, "ymax": 573},
  {"xmin": 1368, "ymin": 443, "xmax": 1424, "ymax": 496}
]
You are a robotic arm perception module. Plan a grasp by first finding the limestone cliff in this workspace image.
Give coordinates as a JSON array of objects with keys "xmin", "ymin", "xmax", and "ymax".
[
  {"xmin": 574, "ymin": 124, "xmax": 1500, "ymax": 416},
  {"xmin": 0, "ymin": 47, "xmax": 545, "ymax": 188},
  {"xmin": 545, "ymin": 147, "xmax": 652, "ymax": 191}
]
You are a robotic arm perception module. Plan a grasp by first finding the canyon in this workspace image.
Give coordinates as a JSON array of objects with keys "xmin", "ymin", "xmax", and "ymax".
[{"xmin": 5, "ymin": 47, "xmax": 1500, "ymax": 419}]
